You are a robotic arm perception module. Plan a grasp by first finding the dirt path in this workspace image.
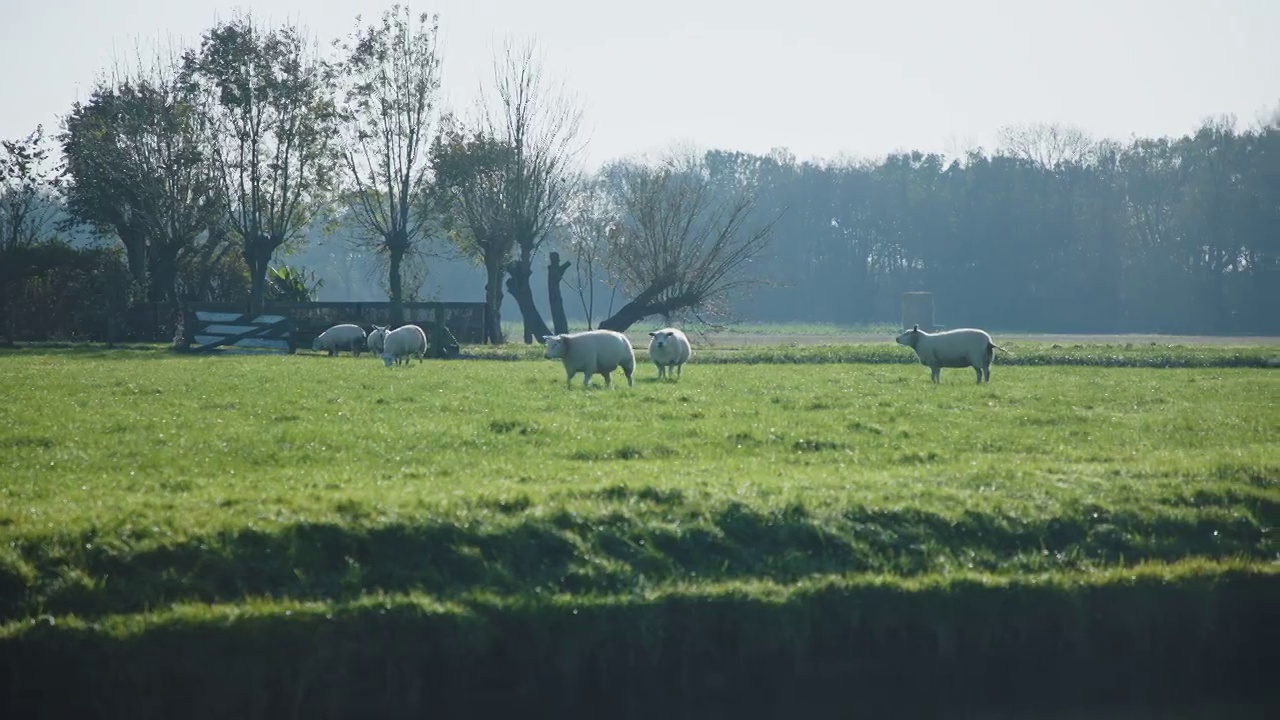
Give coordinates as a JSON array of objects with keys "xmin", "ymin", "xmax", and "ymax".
[{"xmin": 697, "ymin": 332, "xmax": 1280, "ymax": 347}]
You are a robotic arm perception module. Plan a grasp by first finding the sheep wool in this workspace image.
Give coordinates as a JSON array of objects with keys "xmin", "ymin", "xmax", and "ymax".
[
  {"xmin": 895, "ymin": 324, "xmax": 1007, "ymax": 384},
  {"xmin": 647, "ymin": 327, "xmax": 692, "ymax": 379},
  {"xmin": 367, "ymin": 325, "xmax": 389, "ymax": 357},
  {"xmin": 542, "ymin": 330, "xmax": 636, "ymax": 388},
  {"xmin": 312, "ymin": 324, "xmax": 367, "ymax": 357},
  {"xmin": 381, "ymin": 324, "xmax": 428, "ymax": 367}
]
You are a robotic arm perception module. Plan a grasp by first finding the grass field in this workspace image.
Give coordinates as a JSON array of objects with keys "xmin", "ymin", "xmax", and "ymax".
[{"xmin": 1, "ymin": 341, "xmax": 1277, "ymax": 717}]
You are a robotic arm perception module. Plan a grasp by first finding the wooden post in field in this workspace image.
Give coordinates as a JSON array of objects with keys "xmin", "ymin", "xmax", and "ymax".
[{"xmin": 902, "ymin": 292, "xmax": 935, "ymax": 331}]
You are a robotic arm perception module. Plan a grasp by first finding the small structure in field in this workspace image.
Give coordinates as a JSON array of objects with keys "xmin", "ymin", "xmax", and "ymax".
[{"xmin": 902, "ymin": 292, "xmax": 936, "ymax": 332}]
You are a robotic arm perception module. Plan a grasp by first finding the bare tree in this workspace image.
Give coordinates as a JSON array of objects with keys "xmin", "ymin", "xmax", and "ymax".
[
  {"xmin": 334, "ymin": 5, "xmax": 443, "ymax": 324},
  {"xmin": 484, "ymin": 38, "xmax": 585, "ymax": 343},
  {"xmin": 181, "ymin": 13, "xmax": 338, "ymax": 314},
  {"xmin": 562, "ymin": 175, "xmax": 618, "ymax": 329},
  {"xmin": 597, "ymin": 149, "xmax": 777, "ymax": 332},
  {"xmin": 997, "ymin": 122, "xmax": 1097, "ymax": 168},
  {"xmin": 1, "ymin": 125, "xmax": 61, "ymax": 252}
]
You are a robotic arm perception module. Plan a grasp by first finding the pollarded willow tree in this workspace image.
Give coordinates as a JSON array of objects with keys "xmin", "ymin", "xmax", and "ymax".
[
  {"xmin": 334, "ymin": 5, "xmax": 444, "ymax": 324},
  {"xmin": 596, "ymin": 149, "xmax": 779, "ymax": 332},
  {"xmin": 60, "ymin": 49, "xmax": 220, "ymax": 307},
  {"xmin": 431, "ymin": 39, "xmax": 583, "ymax": 344},
  {"xmin": 430, "ymin": 121, "xmax": 518, "ymax": 344},
  {"xmin": 560, "ymin": 175, "xmax": 618, "ymax": 330},
  {"xmin": 181, "ymin": 14, "xmax": 339, "ymax": 314},
  {"xmin": 486, "ymin": 38, "xmax": 585, "ymax": 343}
]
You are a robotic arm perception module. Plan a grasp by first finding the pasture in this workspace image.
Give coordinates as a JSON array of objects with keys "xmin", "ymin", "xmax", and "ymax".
[{"xmin": 1, "ymin": 341, "xmax": 1277, "ymax": 718}]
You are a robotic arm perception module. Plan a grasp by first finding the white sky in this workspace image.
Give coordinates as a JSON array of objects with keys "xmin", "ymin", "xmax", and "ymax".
[{"xmin": 2, "ymin": 0, "xmax": 1278, "ymax": 169}]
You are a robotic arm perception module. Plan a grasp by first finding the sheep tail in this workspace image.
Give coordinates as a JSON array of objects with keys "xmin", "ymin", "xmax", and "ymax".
[{"xmin": 989, "ymin": 342, "xmax": 1011, "ymax": 356}]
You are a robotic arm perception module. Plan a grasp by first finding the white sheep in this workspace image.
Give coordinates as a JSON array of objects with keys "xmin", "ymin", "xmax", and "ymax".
[
  {"xmin": 367, "ymin": 325, "xmax": 388, "ymax": 357},
  {"xmin": 381, "ymin": 324, "xmax": 427, "ymax": 367},
  {"xmin": 647, "ymin": 327, "xmax": 692, "ymax": 379},
  {"xmin": 312, "ymin": 324, "xmax": 367, "ymax": 357},
  {"xmin": 542, "ymin": 329, "xmax": 636, "ymax": 388},
  {"xmin": 894, "ymin": 324, "xmax": 1008, "ymax": 384}
]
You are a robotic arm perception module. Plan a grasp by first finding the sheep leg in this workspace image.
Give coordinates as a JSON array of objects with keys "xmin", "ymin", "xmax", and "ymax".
[
  {"xmin": 582, "ymin": 372, "xmax": 593, "ymax": 387},
  {"xmin": 657, "ymin": 364, "xmax": 666, "ymax": 379},
  {"xmin": 624, "ymin": 365, "xmax": 634, "ymax": 387},
  {"xmin": 974, "ymin": 366, "xmax": 983, "ymax": 384},
  {"xmin": 602, "ymin": 371, "xmax": 613, "ymax": 387}
]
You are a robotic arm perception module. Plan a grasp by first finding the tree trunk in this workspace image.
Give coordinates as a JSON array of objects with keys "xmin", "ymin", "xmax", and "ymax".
[
  {"xmin": 547, "ymin": 251, "xmax": 571, "ymax": 335},
  {"xmin": 505, "ymin": 258, "xmax": 551, "ymax": 343},
  {"xmin": 597, "ymin": 299, "xmax": 655, "ymax": 334},
  {"xmin": 388, "ymin": 242, "xmax": 405, "ymax": 326},
  {"xmin": 598, "ymin": 278, "xmax": 683, "ymax": 333},
  {"xmin": 245, "ymin": 235, "xmax": 275, "ymax": 316},
  {"xmin": 484, "ymin": 261, "xmax": 505, "ymax": 344},
  {"xmin": 118, "ymin": 228, "xmax": 150, "ymax": 287},
  {"xmin": 150, "ymin": 247, "xmax": 181, "ymax": 309}
]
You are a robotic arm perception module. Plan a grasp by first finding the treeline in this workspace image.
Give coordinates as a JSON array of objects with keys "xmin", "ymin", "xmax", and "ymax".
[
  {"xmin": 2, "ymin": 1, "xmax": 1276, "ymax": 342},
  {"xmin": 712, "ymin": 119, "xmax": 1280, "ymax": 334}
]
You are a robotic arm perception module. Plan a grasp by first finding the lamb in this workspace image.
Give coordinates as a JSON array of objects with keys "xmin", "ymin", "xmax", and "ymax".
[
  {"xmin": 647, "ymin": 327, "xmax": 692, "ymax": 379},
  {"xmin": 312, "ymin": 324, "xmax": 367, "ymax": 357},
  {"xmin": 381, "ymin": 324, "xmax": 428, "ymax": 367},
  {"xmin": 894, "ymin": 324, "xmax": 1008, "ymax": 384},
  {"xmin": 541, "ymin": 329, "xmax": 636, "ymax": 388},
  {"xmin": 367, "ymin": 325, "xmax": 389, "ymax": 357}
]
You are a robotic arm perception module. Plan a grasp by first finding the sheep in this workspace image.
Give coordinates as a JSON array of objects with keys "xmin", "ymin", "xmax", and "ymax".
[
  {"xmin": 647, "ymin": 327, "xmax": 692, "ymax": 379},
  {"xmin": 894, "ymin": 324, "xmax": 1008, "ymax": 384},
  {"xmin": 367, "ymin": 325, "xmax": 388, "ymax": 357},
  {"xmin": 312, "ymin": 324, "xmax": 367, "ymax": 357},
  {"xmin": 381, "ymin": 324, "xmax": 428, "ymax": 367},
  {"xmin": 541, "ymin": 329, "xmax": 636, "ymax": 388}
]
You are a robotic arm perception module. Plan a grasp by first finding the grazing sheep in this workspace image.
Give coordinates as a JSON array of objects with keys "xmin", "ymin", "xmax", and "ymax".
[
  {"xmin": 312, "ymin": 324, "xmax": 367, "ymax": 357},
  {"xmin": 381, "ymin": 324, "xmax": 427, "ymax": 367},
  {"xmin": 894, "ymin": 324, "xmax": 1008, "ymax": 384},
  {"xmin": 542, "ymin": 330, "xmax": 636, "ymax": 388},
  {"xmin": 367, "ymin": 325, "xmax": 388, "ymax": 357},
  {"xmin": 647, "ymin": 327, "xmax": 692, "ymax": 379}
]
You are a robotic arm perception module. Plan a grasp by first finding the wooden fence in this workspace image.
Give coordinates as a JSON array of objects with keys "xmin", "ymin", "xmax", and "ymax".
[
  {"xmin": 275, "ymin": 302, "xmax": 487, "ymax": 347},
  {"xmin": 177, "ymin": 301, "xmax": 488, "ymax": 353}
]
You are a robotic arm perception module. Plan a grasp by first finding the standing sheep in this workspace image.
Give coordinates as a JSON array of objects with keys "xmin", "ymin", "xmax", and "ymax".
[
  {"xmin": 367, "ymin": 325, "xmax": 388, "ymax": 357},
  {"xmin": 895, "ymin": 324, "xmax": 1007, "ymax": 384},
  {"xmin": 312, "ymin": 324, "xmax": 367, "ymax": 357},
  {"xmin": 381, "ymin": 324, "xmax": 428, "ymax": 367},
  {"xmin": 647, "ymin": 327, "xmax": 692, "ymax": 379},
  {"xmin": 542, "ymin": 330, "xmax": 636, "ymax": 388}
]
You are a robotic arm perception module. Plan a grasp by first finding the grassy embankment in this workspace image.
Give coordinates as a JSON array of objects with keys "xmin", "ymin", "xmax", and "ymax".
[{"xmin": 0, "ymin": 342, "xmax": 1276, "ymax": 717}]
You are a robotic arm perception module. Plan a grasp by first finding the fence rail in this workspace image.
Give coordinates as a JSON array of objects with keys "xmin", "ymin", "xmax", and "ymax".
[{"xmin": 176, "ymin": 301, "xmax": 487, "ymax": 351}]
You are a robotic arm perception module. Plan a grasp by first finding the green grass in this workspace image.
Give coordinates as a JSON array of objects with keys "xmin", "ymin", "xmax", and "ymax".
[
  {"xmin": 465, "ymin": 333, "xmax": 1280, "ymax": 366},
  {"xmin": 0, "ymin": 349, "xmax": 1274, "ymax": 616},
  {"xmin": 0, "ymin": 345, "xmax": 1276, "ymax": 716},
  {"xmin": 502, "ymin": 319, "xmax": 901, "ymax": 338}
]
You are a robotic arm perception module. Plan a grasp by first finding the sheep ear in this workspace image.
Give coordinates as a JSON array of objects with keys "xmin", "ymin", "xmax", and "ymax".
[
  {"xmin": 541, "ymin": 335, "xmax": 553, "ymax": 341},
  {"xmin": 648, "ymin": 331, "xmax": 657, "ymax": 337},
  {"xmin": 912, "ymin": 324, "xmax": 919, "ymax": 331}
]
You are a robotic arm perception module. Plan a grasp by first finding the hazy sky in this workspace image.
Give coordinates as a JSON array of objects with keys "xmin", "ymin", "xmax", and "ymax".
[{"xmin": 2, "ymin": 0, "xmax": 1278, "ymax": 168}]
